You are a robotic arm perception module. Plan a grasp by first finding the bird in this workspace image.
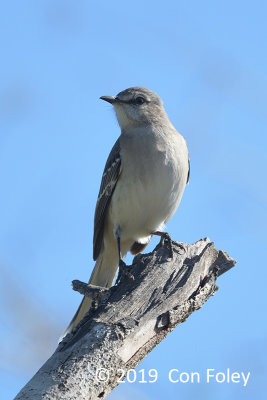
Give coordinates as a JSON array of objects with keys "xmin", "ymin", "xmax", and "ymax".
[{"xmin": 61, "ymin": 87, "xmax": 190, "ymax": 339}]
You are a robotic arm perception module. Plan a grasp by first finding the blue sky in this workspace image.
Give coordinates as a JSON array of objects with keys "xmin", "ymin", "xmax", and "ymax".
[{"xmin": 0, "ymin": 1, "xmax": 266, "ymax": 399}]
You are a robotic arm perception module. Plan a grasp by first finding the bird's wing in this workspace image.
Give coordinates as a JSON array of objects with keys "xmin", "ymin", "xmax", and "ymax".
[
  {"xmin": 186, "ymin": 156, "xmax": 190, "ymax": 184},
  {"xmin": 93, "ymin": 138, "xmax": 121, "ymax": 260}
]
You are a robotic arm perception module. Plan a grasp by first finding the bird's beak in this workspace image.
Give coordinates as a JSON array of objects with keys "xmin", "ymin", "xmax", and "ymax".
[{"xmin": 100, "ymin": 96, "xmax": 117, "ymax": 104}]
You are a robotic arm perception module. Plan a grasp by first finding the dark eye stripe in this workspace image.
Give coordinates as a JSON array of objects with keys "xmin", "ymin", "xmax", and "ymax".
[{"xmin": 115, "ymin": 97, "xmax": 147, "ymax": 105}]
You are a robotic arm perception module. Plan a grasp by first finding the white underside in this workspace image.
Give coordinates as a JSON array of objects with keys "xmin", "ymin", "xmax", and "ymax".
[{"xmin": 108, "ymin": 125, "xmax": 188, "ymax": 246}]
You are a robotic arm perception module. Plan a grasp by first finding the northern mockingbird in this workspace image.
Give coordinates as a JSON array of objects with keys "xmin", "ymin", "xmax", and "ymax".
[{"xmin": 62, "ymin": 87, "xmax": 190, "ymax": 338}]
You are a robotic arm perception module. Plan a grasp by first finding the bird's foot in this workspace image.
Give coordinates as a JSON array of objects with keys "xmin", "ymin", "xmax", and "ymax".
[
  {"xmin": 152, "ymin": 231, "xmax": 173, "ymax": 258},
  {"xmin": 115, "ymin": 259, "xmax": 134, "ymax": 285},
  {"xmin": 158, "ymin": 231, "xmax": 185, "ymax": 257},
  {"xmin": 153, "ymin": 231, "xmax": 186, "ymax": 258},
  {"xmin": 161, "ymin": 232, "xmax": 174, "ymax": 258}
]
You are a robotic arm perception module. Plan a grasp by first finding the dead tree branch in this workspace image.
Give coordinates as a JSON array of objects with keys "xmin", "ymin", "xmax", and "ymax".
[{"xmin": 15, "ymin": 237, "xmax": 236, "ymax": 400}]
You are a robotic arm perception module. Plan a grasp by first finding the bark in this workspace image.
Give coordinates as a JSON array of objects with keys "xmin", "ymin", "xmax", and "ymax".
[{"xmin": 15, "ymin": 237, "xmax": 236, "ymax": 400}]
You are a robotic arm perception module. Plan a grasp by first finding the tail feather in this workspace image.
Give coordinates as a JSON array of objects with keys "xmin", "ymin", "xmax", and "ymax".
[{"xmin": 59, "ymin": 249, "xmax": 118, "ymax": 341}]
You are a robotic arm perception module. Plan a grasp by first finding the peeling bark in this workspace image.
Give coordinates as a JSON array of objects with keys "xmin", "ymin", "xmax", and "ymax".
[{"xmin": 15, "ymin": 238, "xmax": 236, "ymax": 400}]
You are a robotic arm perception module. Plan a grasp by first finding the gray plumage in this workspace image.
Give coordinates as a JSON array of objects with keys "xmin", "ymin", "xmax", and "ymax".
[
  {"xmin": 93, "ymin": 139, "xmax": 121, "ymax": 260},
  {"xmin": 61, "ymin": 87, "xmax": 190, "ymax": 340}
]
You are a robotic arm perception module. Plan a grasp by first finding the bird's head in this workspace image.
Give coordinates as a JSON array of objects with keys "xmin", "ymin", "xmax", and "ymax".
[{"xmin": 100, "ymin": 87, "xmax": 167, "ymax": 130}]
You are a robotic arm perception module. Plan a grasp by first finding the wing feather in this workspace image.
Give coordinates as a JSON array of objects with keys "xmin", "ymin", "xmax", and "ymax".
[
  {"xmin": 93, "ymin": 138, "xmax": 121, "ymax": 260},
  {"xmin": 186, "ymin": 156, "xmax": 190, "ymax": 184}
]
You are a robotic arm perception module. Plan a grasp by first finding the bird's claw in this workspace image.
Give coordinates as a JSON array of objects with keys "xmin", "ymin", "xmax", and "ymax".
[
  {"xmin": 153, "ymin": 231, "xmax": 174, "ymax": 258},
  {"xmin": 153, "ymin": 231, "xmax": 186, "ymax": 258},
  {"xmin": 161, "ymin": 233, "xmax": 174, "ymax": 258}
]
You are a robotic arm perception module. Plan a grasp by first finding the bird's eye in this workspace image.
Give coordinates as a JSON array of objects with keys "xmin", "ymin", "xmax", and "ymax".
[{"xmin": 134, "ymin": 96, "xmax": 145, "ymax": 105}]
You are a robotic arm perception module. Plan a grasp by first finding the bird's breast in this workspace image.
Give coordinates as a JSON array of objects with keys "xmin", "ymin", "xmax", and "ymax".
[{"xmin": 109, "ymin": 128, "xmax": 188, "ymax": 241}]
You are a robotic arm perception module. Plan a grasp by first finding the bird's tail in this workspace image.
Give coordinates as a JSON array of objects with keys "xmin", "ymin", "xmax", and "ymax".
[{"xmin": 59, "ymin": 248, "xmax": 118, "ymax": 341}]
